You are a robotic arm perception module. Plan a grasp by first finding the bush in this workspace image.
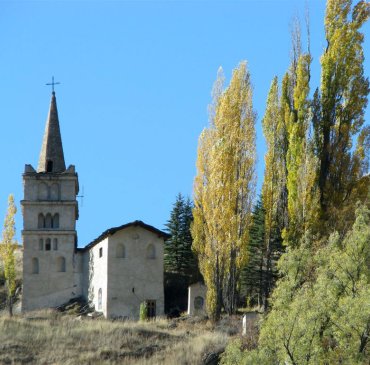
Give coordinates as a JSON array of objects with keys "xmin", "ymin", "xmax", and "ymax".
[
  {"xmin": 140, "ymin": 301, "xmax": 148, "ymax": 321},
  {"xmin": 220, "ymin": 339, "xmax": 271, "ymax": 365}
]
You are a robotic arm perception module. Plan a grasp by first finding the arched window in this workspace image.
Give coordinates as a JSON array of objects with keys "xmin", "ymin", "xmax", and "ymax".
[
  {"xmin": 116, "ymin": 243, "xmax": 126, "ymax": 258},
  {"xmin": 38, "ymin": 183, "xmax": 48, "ymax": 200},
  {"xmin": 45, "ymin": 238, "xmax": 51, "ymax": 251},
  {"xmin": 194, "ymin": 296, "xmax": 204, "ymax": 310},
  {"xmin": 45, "ymin": 214, "xmax": 52, "ymax": 229},
  {"xmin": 56, "ymin": 256, "xmax": 66, "ymax": 272},
  {"xmin": 146, "ymin": 244, "xmax": 156, "ymax": 259},
  {"xmin": 39, "ymin": 238, "xmax": 44, "ymax": 250},
  {"xmin": 32, "ymin": 258, "xmax": 39, "ymax": 274},
  {"xmin": 53, "ymin": 214, "xmax": 59, "ymax": 229},
  {"xmin": 98, "ymin": 288, "xmax": 102, "ymax": 310},
  {"xmin": 50, "ymin": 183, "xmax": 59, "ymax": 200},
  {"xmin": 53, "ymin": 238, "xmax": 58, "ymax": 250},
  {"xmin": 38, "ymin": 213, "xmax": 45, "ymax": 229}
]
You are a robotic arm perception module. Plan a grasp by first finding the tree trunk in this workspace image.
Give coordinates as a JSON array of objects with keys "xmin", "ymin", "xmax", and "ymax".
[
  {"xmin": 8, "ymin": 296, "xmax": 13, "ymax": 317},
  {"xmin": 224, "ymin": 249, "xmax": 237, "ymax": 315},
  {"xmin": 213, "ymin": 255, "xmax": 223, "ymax": 322},
  {"xmin": 263, "ymin": 237, "xmax": 272, "ymax": 312}
]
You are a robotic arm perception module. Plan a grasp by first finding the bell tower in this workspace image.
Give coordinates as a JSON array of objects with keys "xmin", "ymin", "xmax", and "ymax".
[{"xmin": 21, "ymin": 91, "xmax": 80, "ymax": 311}]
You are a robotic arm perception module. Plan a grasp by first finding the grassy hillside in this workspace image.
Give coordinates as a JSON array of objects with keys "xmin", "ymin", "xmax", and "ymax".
[{"xmin": 0, "ymin": 311, "xmax": 238, "ymax": 365}]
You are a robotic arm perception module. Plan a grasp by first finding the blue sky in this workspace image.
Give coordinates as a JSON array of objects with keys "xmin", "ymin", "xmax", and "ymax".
[{"xmin": 0, "ymin": 0, "xmax": 369, "ymax": 247}]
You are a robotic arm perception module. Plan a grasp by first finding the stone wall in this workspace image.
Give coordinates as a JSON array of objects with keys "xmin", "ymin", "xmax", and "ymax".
[
  {"xmin": 84, "ymin": 237, "xmax": 109, "ymax": 316},
  {"xmin": 105, "ymin": 226, "xmax": 164, "ymax": 319},
  {"xmin": 21, "ymin": 167, "xmax": 80, "ymax": 312}
]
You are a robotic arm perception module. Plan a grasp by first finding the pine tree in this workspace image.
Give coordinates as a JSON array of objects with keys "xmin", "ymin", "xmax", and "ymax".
[
  {"xmin": 164, "ymin": 194, "xmax": 200, "ymax": 315},
  {"xmin": 182, "ymin": 197, "xmax": 200, "ymax": 281},
  {"xmin": 192, "ymin": 62, "xmax": 256, "ymax": 320},
  {"xmin": 240, "ymin": 199, "xmax": 265, "ymax": 308},
  {"xmin": 0, "ymin": 195, "xmax": 18, "ymax": 317},
  {"xmin": 164, "ymin": 193, "xmax": 199, "ymax": 281},
  {"xmin": 241, "ymin": 198, "xmax": 284, "ymax": 310},
  {"xmin": 164, "ymin": 193, "xmax": 185, "ymax": 274}
]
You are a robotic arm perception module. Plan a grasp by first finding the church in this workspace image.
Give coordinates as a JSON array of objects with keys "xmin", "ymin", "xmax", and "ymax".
[{"xmin": 21, "ymin": 91, "xmax": 169, "ymax": 319}]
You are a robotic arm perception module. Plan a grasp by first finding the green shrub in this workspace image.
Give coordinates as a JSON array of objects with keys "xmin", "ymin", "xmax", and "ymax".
[
  {"xmin": 140, "ymin": 301, "xmax": 148, "ymax": 321},
  {"xmin": 220, "ymin": 339, "xmax": 271, "ymax": 365}
]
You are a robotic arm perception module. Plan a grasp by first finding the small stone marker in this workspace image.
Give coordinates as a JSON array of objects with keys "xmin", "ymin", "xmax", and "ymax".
[{"xmin": 242, "ymin": 314, "xmax": 247, "ymax": 336}]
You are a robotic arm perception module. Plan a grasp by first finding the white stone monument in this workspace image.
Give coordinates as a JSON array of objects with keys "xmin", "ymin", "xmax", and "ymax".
[{"xmin": 187, "ymin": 282, "xmax": 207, "ymax": 316}]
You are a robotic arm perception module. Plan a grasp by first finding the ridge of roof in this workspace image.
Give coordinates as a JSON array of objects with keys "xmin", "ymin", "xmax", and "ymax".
[{"xmin": 79, "ymin": 220, "xmax": 170, "ymax": 252}]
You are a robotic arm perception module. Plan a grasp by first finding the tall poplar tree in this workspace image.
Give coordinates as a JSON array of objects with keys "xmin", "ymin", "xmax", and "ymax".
[
  {"xmin": 315, "ymin": 0, "xmax": 370, "ymax": 234},
  {"xmin": 285, "ymin": 52, "xmax": 321, "ymax": 246},
  {"xmin": 0, "ymin": 195, "xmax": 18, "ymax": 317},
  {"xmin": 221, "ymin": 2, "xmax": 370, "ymax": 363},
  {"xmin": 192, "ymin": 62, "xmax": 256, "ymax": 320},
  {"xmin": 261, "ymin": 78, "xmax": 286, "ymax": 307}
]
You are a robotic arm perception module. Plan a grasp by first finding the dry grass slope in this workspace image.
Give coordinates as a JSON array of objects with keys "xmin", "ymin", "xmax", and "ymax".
[{"xmin": 0, "ymin": 311, "xmax": 230, "ymax": 365}]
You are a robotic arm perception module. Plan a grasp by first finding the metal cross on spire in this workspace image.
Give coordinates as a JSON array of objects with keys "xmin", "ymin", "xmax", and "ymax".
[{"xmin": 46, "ymin": 76, "xmax": 61, "ymax": 93}]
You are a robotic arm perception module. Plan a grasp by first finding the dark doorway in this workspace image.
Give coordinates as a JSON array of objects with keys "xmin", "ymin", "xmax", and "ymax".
[{"xmin": 146, "ymin": 300, "xmax": 156, "ymax": 318}]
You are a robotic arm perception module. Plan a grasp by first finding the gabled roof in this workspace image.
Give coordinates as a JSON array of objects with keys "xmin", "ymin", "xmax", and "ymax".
[{"xmin": 80, "ymin": 220, "xmax": 170, "ymax": 252}]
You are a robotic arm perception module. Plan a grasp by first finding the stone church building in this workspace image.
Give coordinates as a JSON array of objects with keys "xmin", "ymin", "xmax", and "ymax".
[{"xmin": 21, "ymin": 91, "xmax": 169, "ymax": 319}]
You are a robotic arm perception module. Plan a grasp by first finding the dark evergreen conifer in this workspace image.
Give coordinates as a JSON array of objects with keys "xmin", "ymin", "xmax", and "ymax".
[
  {"xmin": 240, "ymin": 198, "xmax": 283, "ymax": 309},
  {"xmin": 164, "ymin": 194, "xmax": 200, "ymax": 280},
  {"xmin": 164, "ymin": 193, "xmax": 184, "ymax": 273},
  {"xmin": 164, "ymin": 194, "xmax": 201, "ymax": 315},
  {"xmin": 240, "ymin": 198, "xmax": 265, "ymax": 307}
]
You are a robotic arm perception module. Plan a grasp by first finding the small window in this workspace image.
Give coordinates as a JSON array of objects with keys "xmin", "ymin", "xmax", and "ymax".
[
  {"xmin": 38, "ymin": 214, "xmax": 45, "ymax": 229},
  {"xmin": 46, "ymin": 160, "xmax": 53, "ymax": 173},
  {"xmin": 99, "ymin": 247, "xmax": 103, "ymax": 258},
  {"xmin": 32, "ymin": 257, "xmax": 39, "ymax": 274},
  {"xmin": 98, "ymin": 288, "xmax": 102, "ymax": 310},
  {"xmin": 56, "ymin": 256, "xmax": 66, "ymax": 272},
  {"xmin": 45, "ymin": 238, "xmax": 51, "ymax": 251},
  {"xmin": 39, "ymin": 238, "xmax": 44, "ymax": 250},
  {"xmin": 53, "ymin": 238, "xmax": 58, "ymax": 250},
  {"xmin": 116, "ymin": 243, "xmax": 126, "ymax": 258},
  {"xmin": 194, "ymin": 296, "xmax": 204, "ymax": 310},
  {"xmin": 146, "ymin": 244, "xmax": 155, "ymax": 259},
  {"xmin": 45, "ymin": 214, "xmax": 52, "ymax": 229},
  {"xmin": 53, "ymin": 214, "xmax": 59, "ymax": 229}
]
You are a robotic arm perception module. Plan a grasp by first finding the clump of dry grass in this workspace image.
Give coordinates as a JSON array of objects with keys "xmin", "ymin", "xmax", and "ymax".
[{"xmin": 0, "ymin": 310, "xmax": 230, "ymax": 364}]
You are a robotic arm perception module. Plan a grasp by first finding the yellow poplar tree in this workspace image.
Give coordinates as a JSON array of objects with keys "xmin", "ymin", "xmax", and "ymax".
[
  {"xmin": 192, "ymin": 62, "xmax": 256, "ymax": 320},
  {"xmin": 316, "ymin": 0, "xmax": 370, "ymax": 233},
  {"xmin": 261, "ymin": 77, "xmax": 287, "ymax": 308},
  {"xmin": 285, "ymin": 53, "xmax": 320, "ymax": 246},
  {"xmin": 0, "ymin": 194, "xmax": 18, "ymax": 317}
]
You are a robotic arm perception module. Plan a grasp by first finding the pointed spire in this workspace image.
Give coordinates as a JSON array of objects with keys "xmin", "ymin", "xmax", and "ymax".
[{"xmin": 37, "ymin": 92, "xmax": 66, "ymax": 173}]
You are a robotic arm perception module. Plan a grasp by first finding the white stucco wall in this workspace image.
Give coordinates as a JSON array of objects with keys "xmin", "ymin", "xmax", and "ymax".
[
  {"xmin": 85, "ymin": 237, "xmax": 109, "ymax": 316},
  {"xmin": 105, "ymin": 226, "xmax": 165, "ymax": 319}
]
